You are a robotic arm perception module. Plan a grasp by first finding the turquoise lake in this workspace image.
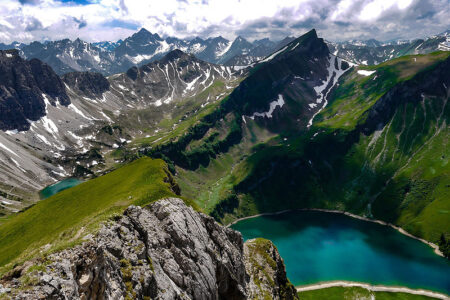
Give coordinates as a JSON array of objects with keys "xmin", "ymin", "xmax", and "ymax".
[
  {"xmin": 231, "ymin": 210, "xmax": 450, "ymax": 294},
  {"xmin": 39, "ymin": 178, "xmax": 83, "ymax": 199}
]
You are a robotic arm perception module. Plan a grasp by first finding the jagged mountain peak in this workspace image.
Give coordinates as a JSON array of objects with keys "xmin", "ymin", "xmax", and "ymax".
[
  {"xmin": 135, "ymin": 27, "xmax": 151, "ymax": 36},
  {"xmin": 161, "ymin": 48, "xmax": 193, "ymax": 62},
  {"xmin": 261, "ymin": 28, "xmax": 328, "ymax": 63},
  {"xmin": 301, "ymin": 28, "xmax": 318, "ymax": 40},
  {"xmin": 233, "ymin": 35, "xmax": 251, "ymax": 44},
  {"xmin": 190, "ymin": 36, "xmax": 205, "ymax": 43},
  {"xmin": 132, "ymin": 27, "xmax": 162, "ymax": 41},
  {"xmin": 221, "ymin": 29, "xmax": 346, "ymax": 131},
  {"xmin": 207, "ymin": 36, "xmax": 228, "ymax": 43},
  {"xmin": 4, "ymin": 28, "xmax": 447, "ymax": 76}
]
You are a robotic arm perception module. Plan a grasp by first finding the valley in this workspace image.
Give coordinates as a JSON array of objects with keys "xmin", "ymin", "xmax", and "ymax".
[
  {"xmin": 139, "ymin": 31, "xmax": 449, "ymax": 249},
  {"xmin": 0, "ymin": 48, "xmax": 245, "ymax": 216}
]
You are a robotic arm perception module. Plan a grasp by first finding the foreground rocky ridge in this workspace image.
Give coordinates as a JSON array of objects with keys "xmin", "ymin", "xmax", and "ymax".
[{"xmin": 0, "ymin": 198, "xmax": 297, "ymax": 300}]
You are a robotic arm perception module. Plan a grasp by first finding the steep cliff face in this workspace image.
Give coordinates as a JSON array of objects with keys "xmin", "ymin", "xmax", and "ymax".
[
  {"xmin": 244, "ymin": 238, "xmax": 298, "ymax": 300},
  {"xmin": 0, "ymin": 49, "xmax": 70, "ymax": 131},
  {"xmin": 0, "ymin": 198, "xmax": 297, "ymax": 300},
  {"xmin": 62, "ymin": 71, "xmax": 110, "ymax": 98}
]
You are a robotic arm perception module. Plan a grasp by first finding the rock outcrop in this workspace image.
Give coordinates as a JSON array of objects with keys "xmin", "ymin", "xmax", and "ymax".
[
  {"xmin": 0, "ymin": 198, "xmax": 297, "ymax": 300},
  {"xmin": 244, "ymin": 238, "xmax": 298, "ymax": 300}
]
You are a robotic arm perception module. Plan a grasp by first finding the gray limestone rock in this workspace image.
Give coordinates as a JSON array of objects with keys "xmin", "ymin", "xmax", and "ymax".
[{"xmin": 1, "ymin": 198, "xmax": 296, "ymax": 299}]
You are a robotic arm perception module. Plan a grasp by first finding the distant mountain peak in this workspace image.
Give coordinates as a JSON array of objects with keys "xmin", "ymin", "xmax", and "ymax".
[
  {"xmin": 163, "ymin": 49, "xmax": 191, "ymax": 61},
  {"xmin": 133, "ymin": 28, "xmax": 161, "ymax": 41},
  {"xmin": 191, "ymin": 36, "xmax": 205, "ymax": 43},
  {"xmin": 137, "ymin": 28, "xmax": 151, "ymax": 35},
  {"xmin": 209, "ymin": 36, "xmax": 228, "ymax": 43}
]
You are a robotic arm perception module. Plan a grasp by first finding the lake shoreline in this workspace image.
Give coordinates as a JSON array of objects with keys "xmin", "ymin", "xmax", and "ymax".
[
  {"xmin": 295, "ymin": 280, "xmax": 449, "ymax": 299},
  {"xmin": 226, "ymin": 208, "xmax": 444, "ymax": 257}
]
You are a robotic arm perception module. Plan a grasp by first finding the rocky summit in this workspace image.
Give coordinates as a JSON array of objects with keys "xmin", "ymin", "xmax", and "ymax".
[{"xmin": 0, "ymin": 198, "xmax": 297, "ymax": 300}]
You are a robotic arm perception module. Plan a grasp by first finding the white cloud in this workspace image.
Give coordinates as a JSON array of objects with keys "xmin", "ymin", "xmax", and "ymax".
[{"xmin": 359, "ymin": 0, "xmax": 413, "ymax": 21}]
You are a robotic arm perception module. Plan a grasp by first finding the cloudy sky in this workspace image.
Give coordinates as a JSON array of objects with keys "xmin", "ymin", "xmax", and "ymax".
[{"xmin": 0, "ymin": 0, "xmax": 448, "ymax": 44}]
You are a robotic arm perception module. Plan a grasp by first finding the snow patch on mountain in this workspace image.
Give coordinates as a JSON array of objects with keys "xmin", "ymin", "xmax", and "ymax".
[
  {"xmin": 0, "ymin": 141, "xmax": 18, "ymax": 157},
  {"xmin": 126, "ymin": 54, "xmax": 155, "ymax": 64},
  {"xmin": 260, "ymin": 45, "xmax": 289, "ymax": 63},
  {"xmin": 69, "ymin": 104, "xmax": 92, "ymax": 120},
  {"xmin": 357, "ymin": 70, "xmax": 376, "ymax": 76},
  {"xmin": 215, "ymin": 41, "xmax": 233, "ymax": 58},
  {"xmin": 248, "ymin": 94, "xmax": 285, "ymax": 119},
  {"xmin": 308, "ymin": 55, "xmax": 352, "ymax": 127}
]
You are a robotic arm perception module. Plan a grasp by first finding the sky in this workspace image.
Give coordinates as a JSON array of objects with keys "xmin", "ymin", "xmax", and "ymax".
[{"xmin": 0, "ymin": 0, "xmax": 448, "ymax": 44}]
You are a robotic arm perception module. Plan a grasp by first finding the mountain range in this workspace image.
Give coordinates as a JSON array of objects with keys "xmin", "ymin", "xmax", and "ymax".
[
  {"xmin": 328, "ymin": 30, "xmax": 450, "ymax": 65},
  {"xmin": 1, "ymin": 28, "xmax": 447, "ymax": 77},
  {"xmin": 0, "ymin": 28, "xmax": 292, "ymax": 75},
  {"xmin": 0, "ymin": 26, "xmax": 449, "ymax": 299}
]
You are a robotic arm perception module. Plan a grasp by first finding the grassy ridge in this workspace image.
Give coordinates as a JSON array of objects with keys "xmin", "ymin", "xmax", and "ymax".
[
  {"xmin": 0, "ymin": 157, "xmax": 181, "ymax": 272},
  {"xmin": 316, "ymin": 52, "xmax": 450, "ymax": 129}
]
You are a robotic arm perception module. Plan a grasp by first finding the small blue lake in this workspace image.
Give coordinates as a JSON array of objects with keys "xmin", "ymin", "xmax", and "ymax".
[
  {"xmin": 231, "ymin": 210, "xmax": 450, "ymax": 294},
  {"xmin": 39, "ymin": 178, "xmax": 83, "ymax": 199}
]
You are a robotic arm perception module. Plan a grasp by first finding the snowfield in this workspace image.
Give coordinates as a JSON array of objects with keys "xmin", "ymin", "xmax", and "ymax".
[
  {"xmin": 357, "ymin": 70, "xmax": 376, "ymax": 76},
  {"xmin": 248, "ymin": 94, "xmax": 285, "ymax": 120}
]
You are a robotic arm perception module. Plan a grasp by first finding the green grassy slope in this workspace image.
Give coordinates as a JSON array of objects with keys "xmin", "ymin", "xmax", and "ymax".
[
  {"xmin": 154, "ymin": 52, "xmax": 450, "ymax": 246},
  {"xmin": 0, "ymin": 157, "xmax": 184, "ymax": 272},
  {"xmin": 298, "ymin": 287, "xmax": 437, "ymax": 300},
  {"xmin": 225, "ymin": 53, "xmax": 450, "ymax": 243}
]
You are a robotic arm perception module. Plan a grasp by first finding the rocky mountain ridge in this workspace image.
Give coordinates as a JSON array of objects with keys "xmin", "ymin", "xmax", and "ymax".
[{"xmin": 0, "ymin": 198, "xmax": 298, "ymax": 300}]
